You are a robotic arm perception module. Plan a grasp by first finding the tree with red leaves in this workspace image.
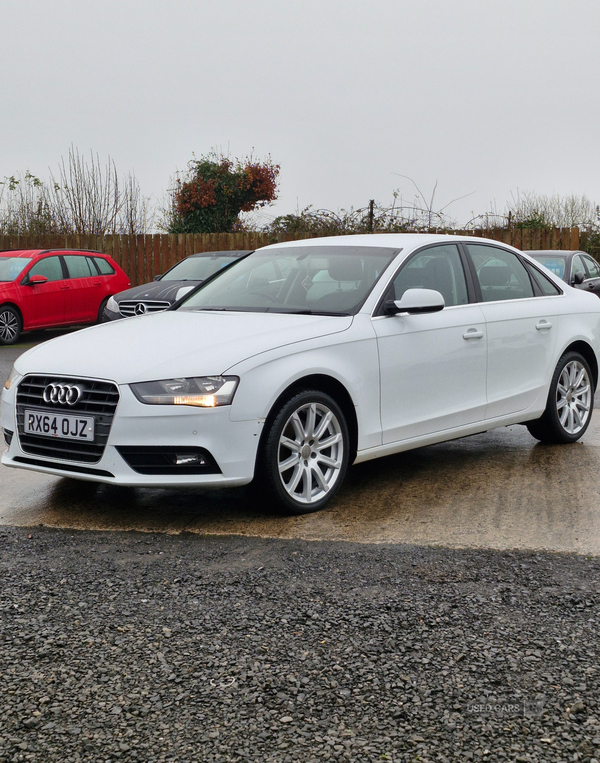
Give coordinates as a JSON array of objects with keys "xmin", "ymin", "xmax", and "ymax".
[{"xmin": 168, "ymin": 151, "xmax": 279, "ymax": 233}]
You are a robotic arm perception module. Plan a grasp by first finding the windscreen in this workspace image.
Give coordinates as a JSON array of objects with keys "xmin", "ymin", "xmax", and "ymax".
[
  {"xmin": 530, "ymin": 255, "xmax": 566, "ymax": 280},
  {"xmin": 163, "ymin": 254, "xmax": 242, "ymax": 281},
  {"xmin": 178, "ymin": 246, "xmax": 400, "ymax": 315},
  {"xmin": 0, "ymin": 257, "xmax": 31, "ymax": 282}
]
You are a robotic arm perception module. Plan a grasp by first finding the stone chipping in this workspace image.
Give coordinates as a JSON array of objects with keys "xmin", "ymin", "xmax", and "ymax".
[{"xmin": 1, "ymin": 527, "xmax": 599, "ymax": 762}]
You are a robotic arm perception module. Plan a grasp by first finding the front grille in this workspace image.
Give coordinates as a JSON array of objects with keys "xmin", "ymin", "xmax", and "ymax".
[
  {"xmin": 116, "ymin": 446, "xmax": 220, "ymax": 475},
  {"xmin": 119, "ymin": 300, "xmax": 170, "ymax": 317},
  {"xmin": 16, "ymin": 375, "xmax": 119, "ymax": 464}
]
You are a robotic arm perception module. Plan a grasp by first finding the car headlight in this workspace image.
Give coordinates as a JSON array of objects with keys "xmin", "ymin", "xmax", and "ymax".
[
  {"xmin": 3, "ymin": 366, "xmax": 22, "ymax": 391},
  {"xmin": 106, "ymin": 296, "xmax": 119, "ymax": 313},
  {"xmin": 130, "ymin": 376, "xmax": 239, "ymax": 407}
]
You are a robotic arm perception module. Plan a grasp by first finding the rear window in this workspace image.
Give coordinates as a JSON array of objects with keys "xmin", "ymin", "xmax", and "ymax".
[
  {"xmin": 93, "ymin": 256, "xmax": 115, "ymax": 275},
  {"xmin": 527, "ymin": 264, "xmax": 562, "ymax": 296},
  {"xmin": 0, "ymin": 257, "xmax": 31, "ymax": 282}
]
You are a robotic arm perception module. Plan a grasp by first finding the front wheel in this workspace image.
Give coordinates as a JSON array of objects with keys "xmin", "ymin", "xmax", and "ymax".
[
  {"xmin": 97, "ymin": 297, "xmax": 109, "ymax": 323},
  {"xmin": 260, "ymin": 390, "xmax": 350, "ymax": 514},
  {"xmin": 526, "ymin": 351, "xmax": 594, "ymax": 443},
  {"xmin": 0, "ymin": 305, "xmax": 22, "ymax": 345}
]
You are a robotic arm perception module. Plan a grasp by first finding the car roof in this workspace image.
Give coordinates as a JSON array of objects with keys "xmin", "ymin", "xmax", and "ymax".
[
  {"xmin": 260, "ymin": 233, "xmax": 522, "ymax": 251},
  {"xmin": 0, "ymin": 248, "xmax": 106, "ymax": 258}
]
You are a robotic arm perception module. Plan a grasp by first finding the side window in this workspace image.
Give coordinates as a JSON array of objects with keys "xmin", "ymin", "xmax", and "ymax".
[
  {"xmin": 93, "ymin": 256, "xmax": 115, "ymax": 275},
  {"xmin": 466, "ymin": 244, "xmax": 534, "ymax": 302},
  {"xmin": 28, "ymin": 256, "xmax": 64, "ymax": 282},
  {"xmin": 572, "ymin": 255, "xmax": 587, "ymax": 280},
  {"xmin": 64, "ymin": 255, "xmax": 93, "ymax": 279},
  {"xmin": 527, "ymin": 265, "xmax": 562, "ymax": 296},
  {"xmin": 388, "ymin": 245, "xmax": 468, "ymax": 307},
  {"xmin": 583, "ymin": 255, "xmax": 600, "ymax": 278}
]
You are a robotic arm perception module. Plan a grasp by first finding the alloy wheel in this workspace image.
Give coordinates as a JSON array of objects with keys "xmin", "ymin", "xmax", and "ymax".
[
  {"xmin": 277, "ymin": 401, "xmax": 345, "ymax": 505},
  {"xmin": 556, "ymin": 360, "xmax": 591, "ymax": 435},
  {"xmin": 0, "ymin": 309, "xmax": 19, "ymax": 344}
]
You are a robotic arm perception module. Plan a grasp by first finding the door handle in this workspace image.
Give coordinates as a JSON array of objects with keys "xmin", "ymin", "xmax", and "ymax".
[
  {"xmin": 463, "ymin": 329, "xmax": 484, "ymax": 340},
  {"xmin": 60, "ymin": 285, "xmax": 71, "ymax": 290},
  {"xmin": 535, "ymin": 321, "xmax": 552, "ymax": 331}
]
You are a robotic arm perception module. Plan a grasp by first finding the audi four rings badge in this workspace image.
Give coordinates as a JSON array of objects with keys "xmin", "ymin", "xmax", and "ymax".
[{"xmin": 43, "ymin": 383, "xmax": 83, "ymax": 406}]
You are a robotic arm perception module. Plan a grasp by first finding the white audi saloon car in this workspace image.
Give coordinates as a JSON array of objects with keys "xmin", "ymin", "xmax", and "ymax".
[{"xmin": 2, "ymin": 234, "xmax": 600, "ymax": 513}]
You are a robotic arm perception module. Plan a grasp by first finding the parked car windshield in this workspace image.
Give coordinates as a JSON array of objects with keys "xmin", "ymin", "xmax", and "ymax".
[
  {"xmin": 162, "ymin": 254, "xmax": 243, "ymax": 281},
  {"xmin": 0, "ymin": 257, "xmax": 32, "ymax": 282},
  {"xmin": 179, "ymin": 246, "xmax": 400, "ymax": 315},
  {"xmin": 529, "ymin": 255, "xmax": 566, "ymax": 280}
]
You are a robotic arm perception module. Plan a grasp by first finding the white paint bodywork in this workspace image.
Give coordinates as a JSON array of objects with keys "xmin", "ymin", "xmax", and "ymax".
[{"xmin": 3, "ymin": 233, "xmax": 600, "ymax": 487}]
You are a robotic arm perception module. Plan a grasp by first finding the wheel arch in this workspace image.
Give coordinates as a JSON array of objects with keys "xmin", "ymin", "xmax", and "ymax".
[
  {"xmin": 0, "ymin": 301, "xmax": 23, "ymax": 323},
  {"xmin": 256, "ymin": 373, "xmax": 359, "ymax": 470},
  {"xmin": 561, "ymin": 340, "xmax": 599, "ymax": 390}
]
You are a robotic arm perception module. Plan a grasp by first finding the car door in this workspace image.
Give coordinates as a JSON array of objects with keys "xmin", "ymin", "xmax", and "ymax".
[
  {"xmin": 581, "ymin": 255, "xmax": 600, "ymax": 298},
  {"xmin": 373, "ymin": 243, "xmax": 488, "ymax": 444},
  {"xmin": 63, "ymin": 254, "xmax": 101, "ymax": 322},
  {"xmin": 19, "ymin": 255, "xmax": 69, "ymax": 328},
  {"xmin": 464, "ymin": 243, "xmax": 559, "ymax": 419}
]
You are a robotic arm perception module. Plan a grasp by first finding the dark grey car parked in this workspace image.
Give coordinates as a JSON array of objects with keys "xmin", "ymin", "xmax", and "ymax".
[
  {"xmin": 102, "ymin": 250, "xmax": 252, "ymax": 321},
  {"xmin": 527, "ymin": 250, "xmax": 600, "ymax": 298}
]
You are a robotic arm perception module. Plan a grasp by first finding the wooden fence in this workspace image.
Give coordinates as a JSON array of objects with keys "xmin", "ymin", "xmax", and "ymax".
[{"xmin": 0, "ymin": 228, "xmax": 581, "ymax": 287}]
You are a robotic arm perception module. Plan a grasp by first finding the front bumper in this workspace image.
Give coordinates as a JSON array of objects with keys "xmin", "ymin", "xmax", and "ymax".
[
  {"xmin": 1, "ymin": 382, "xmax": 262, "ymax": 488},
  {"xmin": 101, "ymin": 306, "xmax": 124, "ymax": 322}
]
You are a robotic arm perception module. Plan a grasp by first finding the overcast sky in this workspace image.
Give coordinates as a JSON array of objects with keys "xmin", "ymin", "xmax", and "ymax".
[{"xmin": 2, "ymin": 0, "xmax": 600, "ymax": 227}]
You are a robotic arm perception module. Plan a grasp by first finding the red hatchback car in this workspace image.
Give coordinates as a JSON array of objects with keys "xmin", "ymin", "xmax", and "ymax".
[{"xmin": 0, "ymin": 249, "xmax": 130, "ymax": 345}]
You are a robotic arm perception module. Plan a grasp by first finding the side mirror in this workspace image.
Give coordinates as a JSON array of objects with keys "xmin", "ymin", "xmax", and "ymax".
[
  {"xmin": 26, "ymin": 274, "xmax": 48, "ymax": 286},
  {"xmin": 385, "ymin": 288, "xmax": 445, "ymax": 315},
  {"xmin": 572, "ymin": 271, "xmax": 585, "ymax": 285}
]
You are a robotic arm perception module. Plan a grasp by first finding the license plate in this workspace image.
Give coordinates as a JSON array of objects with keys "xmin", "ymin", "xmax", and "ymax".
[{"xmin": 24, "ymin": 409, "xmax": 95, "ymax": 441}]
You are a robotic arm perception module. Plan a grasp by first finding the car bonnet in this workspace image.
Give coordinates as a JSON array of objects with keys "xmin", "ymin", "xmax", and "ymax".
[{"xmin": 14, "ymin": 310, "xmax": 354, "ymax": 384}]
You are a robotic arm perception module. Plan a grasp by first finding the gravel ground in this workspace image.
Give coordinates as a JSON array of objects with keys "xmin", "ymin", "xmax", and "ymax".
[{"xmin": 1, "ymin": 528, "xmax": 600, "ymax": 763}]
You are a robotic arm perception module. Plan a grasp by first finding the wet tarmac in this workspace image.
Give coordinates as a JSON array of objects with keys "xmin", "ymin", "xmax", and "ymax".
[
  {"xmin": 2, "ymin": 331, "xmax": 600, "ymax": 555},
  {"xmin": 2, "ymin": 418, "xmax": 600, "ymax": 554}
]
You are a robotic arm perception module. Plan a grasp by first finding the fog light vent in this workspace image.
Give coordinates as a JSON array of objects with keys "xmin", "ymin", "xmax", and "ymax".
[
  {"xmin": 116, "ymin": 446, "xmax": 220, "ymax": 475},
  {"xmin": 3, "ymin": 428, "xmax": 14, "ymax": 447}
]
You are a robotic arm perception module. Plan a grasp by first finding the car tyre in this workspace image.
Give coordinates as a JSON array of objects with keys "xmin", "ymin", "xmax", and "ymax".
[
  {"xmin": 526, "ymin": 351, "xmax": 594, "ymax": 443},
  {"xmin": 97, "ymin": 297, "xmax": 109, "ymax": 323},
  {"xmin": 260, "ymin": 389, "xmax": 350, "ymax": 514},
  {"xmin": 0, "ymin": 305, "xmax": 22, "ymax": 345}
]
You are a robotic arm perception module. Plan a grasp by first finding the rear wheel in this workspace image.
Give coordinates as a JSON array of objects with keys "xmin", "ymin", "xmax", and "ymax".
[
  {"xmin": 526, "ymin": 351, "xmax": 594, "ymax": 443},
  {"xmin": 260, "ymin": 390, "xmax": 350, "ymax": 514},
  {"xmin": 0, "ymin": 306, "xmax": 22, "ymax": 345}
]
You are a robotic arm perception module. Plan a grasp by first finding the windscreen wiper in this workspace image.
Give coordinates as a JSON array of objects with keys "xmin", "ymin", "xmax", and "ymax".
[{"xmin": 275, "ymin": 309, "xmax": 351, "ymax": 316}]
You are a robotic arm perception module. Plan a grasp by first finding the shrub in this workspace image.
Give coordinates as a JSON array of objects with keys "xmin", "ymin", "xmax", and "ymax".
[{"xmin": 167, "ymin": 152, "xmax": 279, "ymax": 234}]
